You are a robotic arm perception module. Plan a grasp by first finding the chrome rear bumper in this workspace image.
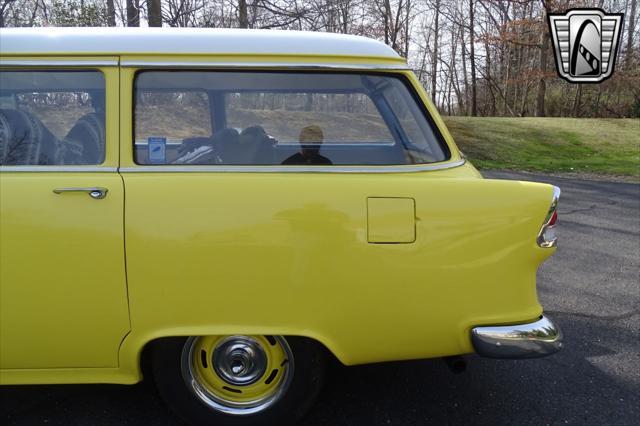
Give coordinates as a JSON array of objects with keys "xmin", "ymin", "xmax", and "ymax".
[{"xmin": 471, "ymin": 315, "xmax": 563, "ymax": 359}]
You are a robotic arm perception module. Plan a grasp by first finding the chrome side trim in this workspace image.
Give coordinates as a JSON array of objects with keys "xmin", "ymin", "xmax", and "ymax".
[
  {"xmin": 1, "ymin": 161, "xmax": 465, "ymax": 174},
  {"xmin": 119, "ymin": 159, "xmax": 465, "ymax": 174},
  {"xmin": 120, "ymin": 61, "xmax": 409, "ymax": 70},
  {"xmin": 546, "ymin": 186, "xmax": 561, "ymax": 219},
  {"xmin": 537, "ymin": 185, "xmax": 561, "ymax": 248},
  {"xmin": 0, "ymin": 166, "xmax": 117, "ymax": 173},
  {"xmin": 471, "ymin": 315, "xmax": 563, "ymax": 359},
  {"xmin": 0, "ymin": 60, "xmax": 119, "ymax": 67}
]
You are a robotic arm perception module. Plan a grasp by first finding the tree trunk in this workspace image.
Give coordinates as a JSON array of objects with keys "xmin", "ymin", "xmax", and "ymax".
[
  {"xmin": 449, "ymin": 24, "xmax": 463, "ymax": 114},
  {"xmin": 238, "ymin": 0, "xmax": 248, "ymax": 28},
  {"xmin": 404, "ymin": 0, "xmax": 411, "ymax": 58},
  {"xmin": 417, "ymin": 33, "xmax": 428, "ymax": 81},
  {"xmin": 341, "ymin": 0, "xmax": 348, "ymax": 34},
  {"xmin": 383, "ymin": 0, "xmax": 391, "ymax": 45},
  {"xmin": 483, "ymin": 30, "xmax": 496, "ymax": 116},
  {"xmin": 469, "ymin": 0, "xmax": 477, "ymax": 116},
  {"xmin": 148, "ymin": 0, "xmax": 162, "ymax": 27},
  {"xmin": 572, "ymin": 85, "xmax": 582, "ymax": 117},
  {"xmin": 595, "ymin": 85, "xmax": 602, "ymax": 115},
  {"xmin": 461, "ymin": 22, "xmax": 469, "ymax": 115},
  {"xmin": 627, "ymin": 0, "xmax": 637, "ymax": 68},
  {"xmin": 536, "ymin": 6, "xmax": 549, "ymax": 117},
  {"xmin": 431, "ymin": 0, "xmax": 440, "ymax": 105},
  {"xmin": 106, "ymin": 0, "xmax": 116, "ymax": 26},
  {"xmin": 126, "ymin": 0, "xmax": 139, "ymax": 27},
  {"xmin": 520, "ymin": 83, "xmax": 531, "ymax": 117}
]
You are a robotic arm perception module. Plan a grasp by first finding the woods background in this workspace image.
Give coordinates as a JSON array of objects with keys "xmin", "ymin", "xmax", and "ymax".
[{"xmin": 1, "ymin": 0, "xmax": 639, "ymax": 118}]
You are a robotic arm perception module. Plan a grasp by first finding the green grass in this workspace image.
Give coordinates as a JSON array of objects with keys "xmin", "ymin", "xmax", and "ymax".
[{"xmin": 443, "ymin": 117, "xmax": 640, "ymax": 180}]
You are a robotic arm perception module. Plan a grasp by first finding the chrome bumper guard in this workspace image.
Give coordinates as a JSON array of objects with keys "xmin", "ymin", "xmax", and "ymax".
[{"xmin": 471, "ymin": 315, "xmax": 563, "ymax": 359}]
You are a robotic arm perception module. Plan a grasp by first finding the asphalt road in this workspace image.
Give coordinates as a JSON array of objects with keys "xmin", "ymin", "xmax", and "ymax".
[{"xmin": 1, "ymin": 171, "xmax": 639, "ymax": 425}]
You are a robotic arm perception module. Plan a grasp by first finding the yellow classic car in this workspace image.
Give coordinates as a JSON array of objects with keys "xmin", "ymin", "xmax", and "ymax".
[{"xmin": 0, "ymin": 28, "xmax": 562, "ymax": 425}]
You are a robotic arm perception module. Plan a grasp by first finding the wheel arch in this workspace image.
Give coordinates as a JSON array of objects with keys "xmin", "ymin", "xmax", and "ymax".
[{"xmin": 121, "ymin": 327, "xmax": 345, "ymax": 383}]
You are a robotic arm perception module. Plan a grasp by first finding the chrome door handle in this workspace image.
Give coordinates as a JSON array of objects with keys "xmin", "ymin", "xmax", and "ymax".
[{"xmin": 53, "ymin": 187, "xmax": 108, "ymax": 199}]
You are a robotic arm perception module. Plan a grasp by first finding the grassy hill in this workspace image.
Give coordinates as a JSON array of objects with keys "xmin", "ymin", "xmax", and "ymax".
[{"xmin": 444, "ymin": 117, "xmax": 640, "ymax": 181}]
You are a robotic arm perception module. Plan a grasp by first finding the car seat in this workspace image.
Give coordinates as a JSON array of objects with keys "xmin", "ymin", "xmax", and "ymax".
[
  {"xmin": 220, "ymin": 126, "xmax": 274, "ymax": 165},
  {"xmin": 0, "ymin": 108, "xmax": 57, "ymax": 165},
  {"xmin": 62, "ymin": 113, "xmax": 105, "ymax": 165}
]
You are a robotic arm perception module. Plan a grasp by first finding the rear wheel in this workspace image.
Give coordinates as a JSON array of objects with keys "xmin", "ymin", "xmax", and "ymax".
[{"xmin": 151, "ymin": 335, "xmax": 325, "ymax": 425}]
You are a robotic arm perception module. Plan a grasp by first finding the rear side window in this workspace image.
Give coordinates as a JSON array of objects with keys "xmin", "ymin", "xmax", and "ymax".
[
  {"xmin": 133, "ymin": 71, "xmax": 449, "ymax": 166},
  {"xmin": 135, "ymin": 91, "xmax": 211, "ymax": 164},
  {"xmin": 0, "ymin": 70, "xmax": 106, "ymax": 166}
]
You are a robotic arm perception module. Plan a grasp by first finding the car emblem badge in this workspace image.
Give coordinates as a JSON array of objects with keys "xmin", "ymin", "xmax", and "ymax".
[{"xmin": 548, "ymin": 9, "xmax": 624, "ymax": 83}]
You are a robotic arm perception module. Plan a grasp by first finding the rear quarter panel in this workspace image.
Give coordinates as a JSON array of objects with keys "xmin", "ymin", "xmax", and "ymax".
[{"xmin": 120, "ymin": 172, "xmax": 554, "ymax": 366}]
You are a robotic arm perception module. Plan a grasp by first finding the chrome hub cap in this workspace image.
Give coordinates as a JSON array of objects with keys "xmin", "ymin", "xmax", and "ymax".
[
  {"xmin": 181, "ymin": 335, "xmax": 294, "ymax": 415},
  {"xmin": 213, "ymin": 337, "xmax": 268, "ymax": 386}
]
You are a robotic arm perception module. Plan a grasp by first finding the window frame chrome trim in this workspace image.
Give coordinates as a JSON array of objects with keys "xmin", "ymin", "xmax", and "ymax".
[
  {"xmin": 0, "ymin": 166, "xmax": 118, "ymax": 173},
  {"xmin": 120, "ymin": 61, "xmax": 409, "ymax": 70},
  {"xmin": 1, "ymin": 161, "xmax": 464, "ymax": 173},
  {"xmin": 118, "ymin": 159, "xmax": 465, "ymax": 174},
  {"xmin": 0, "ymin": 60, "xmax": 119, "ymax": 67},
  {"xmin": 134, "ymin": 140, "xmax": 397, "ymax": 148},
  {"xmin": 132, "ymin": 69, "xmax": 452, "ymax": 168}
]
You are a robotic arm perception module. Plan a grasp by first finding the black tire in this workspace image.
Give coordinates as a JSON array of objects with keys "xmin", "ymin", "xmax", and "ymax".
[{"xmin": 150, "ymin": 336, "xmax": 326, "ymax": 426}]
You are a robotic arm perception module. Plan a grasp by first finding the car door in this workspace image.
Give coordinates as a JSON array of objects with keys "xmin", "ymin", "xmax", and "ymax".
[{"xmin": 0, "ymin": 63, "xmax": 130, "ymax": 369}]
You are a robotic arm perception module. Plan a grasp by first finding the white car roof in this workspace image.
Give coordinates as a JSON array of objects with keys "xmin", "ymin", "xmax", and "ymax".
[{"xmin": 0, "ymin": 27, "xmax": 403, "ymax": 61}]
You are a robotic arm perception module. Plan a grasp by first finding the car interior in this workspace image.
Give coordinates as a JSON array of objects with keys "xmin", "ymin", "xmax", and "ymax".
[{"xmin": 0, "ymin": 71, "xmax": 106, "ymax": 166}]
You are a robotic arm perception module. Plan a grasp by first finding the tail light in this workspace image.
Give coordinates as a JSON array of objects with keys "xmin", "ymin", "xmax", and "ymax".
[{"xmin": 537, "ymin": 186, "xmax": 561, "ymax": 248}]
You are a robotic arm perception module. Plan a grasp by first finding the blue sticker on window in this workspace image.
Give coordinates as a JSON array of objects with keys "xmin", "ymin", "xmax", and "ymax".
[{"xmin": 148, "ymin": 137, "xmax": 166, "ymax": 164}]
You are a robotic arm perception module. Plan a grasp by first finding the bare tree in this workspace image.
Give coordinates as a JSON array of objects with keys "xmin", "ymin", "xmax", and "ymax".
[
  {"xmin": 126, "ymin": 0, "xmax": 139, "ymax": 26},
  {"xmin": 535, "ymin": 3, "xmax": 549, "ymax": 117},
  {"xmin": 372, "ymin": 0, "xmax": 411, "ymax": 55},
  {"xmin": 238, "ymin": 0, "xmax": 248, "ymax": 28},
  {"xmin": 106, "ymin": 0, "xmax": 116, "ymax": 26},
  {"xmin": 469, "ymin": 0, "xmax": 477, "ymax": 116},
  {"xmin": 0, "ymin": 0, "xmax": 18, "ymax": 26},
  {"xmin": 626, "ymin": 0, "xmax": 637, "ymax": 68},
  {"xmin": 148, "ymin": 0, "xmax": 162, "ymax": 26},
  {"xmin": 430, "ymin": 0, "xmax": 440, "ymax": 104},
  {"xmin": 164, "ymin": 0, "xmax": 205, "ymax": 27}
]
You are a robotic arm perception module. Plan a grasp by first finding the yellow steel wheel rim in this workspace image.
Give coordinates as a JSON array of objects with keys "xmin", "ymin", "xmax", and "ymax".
[{"xmin": 181, "ymin": 335, "xmax": 294, "ymax": 415}]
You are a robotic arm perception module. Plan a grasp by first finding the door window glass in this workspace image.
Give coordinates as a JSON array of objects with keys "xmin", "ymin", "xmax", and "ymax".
[{"xmin": 0, "ymin": 70, "xmax": 106, "ymax": 165}]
